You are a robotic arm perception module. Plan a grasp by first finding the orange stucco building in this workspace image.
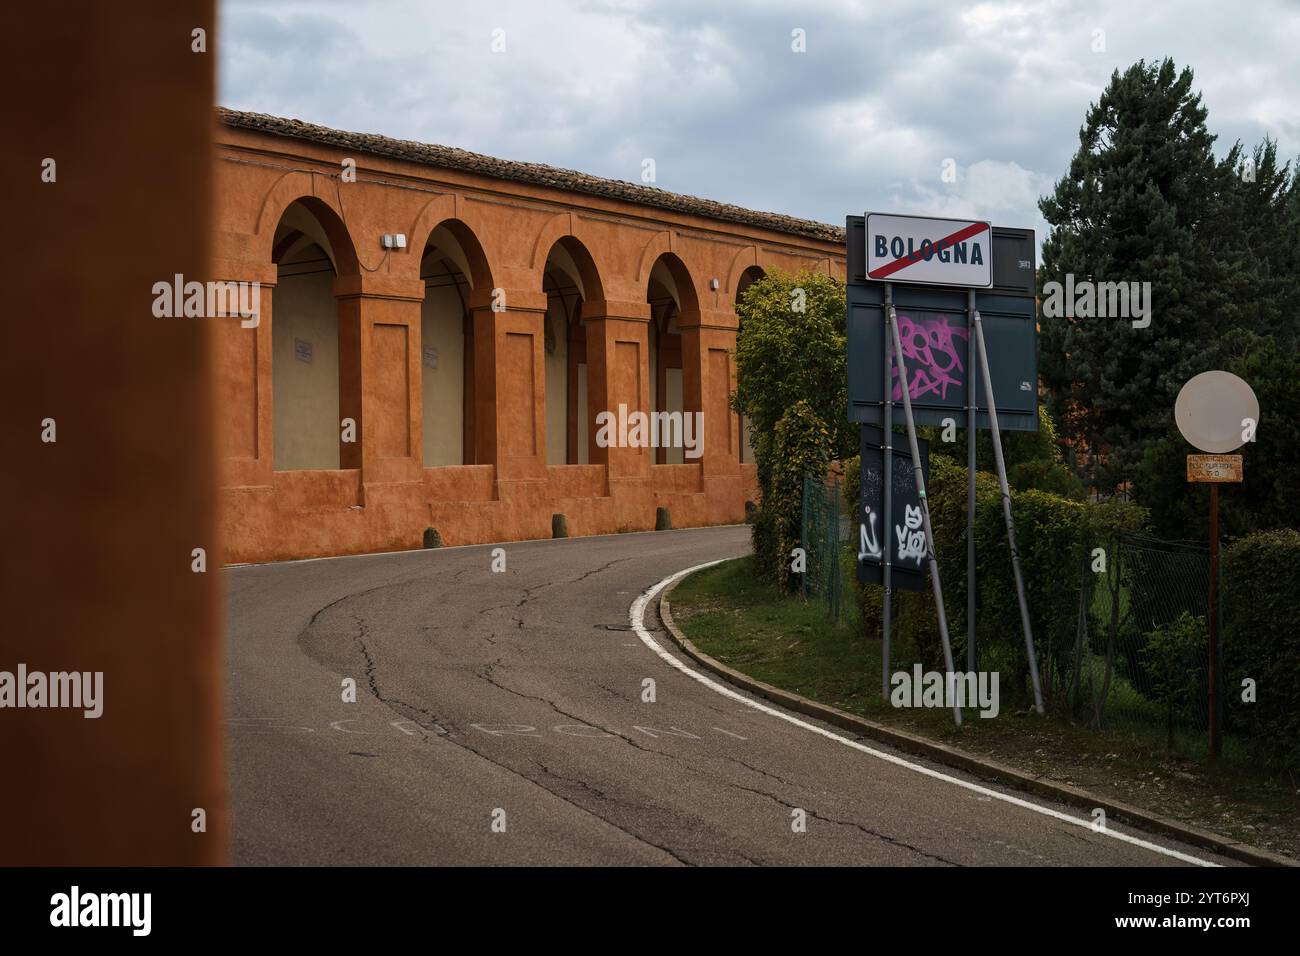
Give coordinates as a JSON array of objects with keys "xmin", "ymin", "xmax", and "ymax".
[{"xmin": 214, "ymin": 110, "xmax": 848, "ymax": 563}]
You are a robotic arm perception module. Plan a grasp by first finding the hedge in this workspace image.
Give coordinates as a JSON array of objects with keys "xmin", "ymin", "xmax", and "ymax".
[
  {"xmin": 849, "ymin": 455, "xmax": 1300, "ymax": 765},
  {"xmin": 852, "ymin": 453, "xmax": 1146, "ymax": 709},
  {"xmin": 751, "ymin": 400, "xmax": 832, "ymax": 591},
  {"xmin": 1222, "ymin": 529, "xmax": 1300, "ymax": 773}
]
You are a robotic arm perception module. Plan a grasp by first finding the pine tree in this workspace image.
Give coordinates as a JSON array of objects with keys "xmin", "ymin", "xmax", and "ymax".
[
  {"xmin": 1202, "ymin": 139, "xmax": 1298, "ymax": 344},
  {"xmin": 1039, "ymin": 59, "xmax": 1224, "ymax": 492},
  {"xmin": 1042, "ymin": 57, "xmax": 1300, "ymax": 535}
]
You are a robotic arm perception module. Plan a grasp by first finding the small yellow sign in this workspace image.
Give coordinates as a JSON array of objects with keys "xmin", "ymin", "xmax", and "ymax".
[{"xmin": 1187, "ymin": 454, "xmax": 1243, "ymax": 483}]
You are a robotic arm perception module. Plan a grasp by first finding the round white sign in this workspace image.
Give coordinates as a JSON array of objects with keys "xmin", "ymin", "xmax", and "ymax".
[{"xmin": 1174, "ymin": 371, "xmax": 1259, "ymax": 453}]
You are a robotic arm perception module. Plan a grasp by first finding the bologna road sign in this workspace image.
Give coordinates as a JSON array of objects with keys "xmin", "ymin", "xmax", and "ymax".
[
  {"xmin": 846, "ymin": 217, "xmax": 1037, "ymax": 430},
  {"xmin": 866, "ymin": 213, "xmax": 992, "ymax": 288}
]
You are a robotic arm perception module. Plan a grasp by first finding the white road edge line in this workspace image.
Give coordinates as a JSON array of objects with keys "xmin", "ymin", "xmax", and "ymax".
[{"xmin": 630, "ymin": 559, "xmax": 1219, "ymax": 868}]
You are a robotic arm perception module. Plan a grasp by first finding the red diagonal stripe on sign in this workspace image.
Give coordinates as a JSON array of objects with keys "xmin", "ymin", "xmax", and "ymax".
[{"xmin": 868, "ymin": 221, "xmax": 988, "ymax": 280}]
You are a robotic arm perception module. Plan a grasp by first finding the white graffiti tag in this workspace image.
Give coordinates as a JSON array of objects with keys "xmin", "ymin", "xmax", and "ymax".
[
  {"xmin": 895, "ymin": 504, "xmax": 926, "ymax": 566},
  {"xmin": 859, "ymin": 509, "xmax": 882, "ymax": 560}
]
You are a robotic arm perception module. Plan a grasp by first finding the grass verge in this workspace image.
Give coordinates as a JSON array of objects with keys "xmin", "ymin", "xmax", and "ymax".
[{"xmin": 669, "ymin": 555, "xmax": 1299, "ymax": 860}]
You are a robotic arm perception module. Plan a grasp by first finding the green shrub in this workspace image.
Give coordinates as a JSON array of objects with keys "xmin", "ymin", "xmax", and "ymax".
[
  {"xmin": 927, "ymin": 407, "xmax": 1087, "ymax": 501},
  {"xmin": 1141, "ymin": 611, "xmax": 1208, "ymax": 749},
  {"xmin": 1222, "ymin": 529, "xmax": 1300, "ymax": 773},
  {"xmin": 733, "ymin": 270, "xmax": 854, "ymax": 473},
  {"xmin": 752, "ymin": 400, "xmax": 832, "ymax": 591},
  {"xmin": 851, "ymin": 445, "xmax": 1147, "ymax": 710},
  {"xmin": 734, "ymin": 270, "xmax": 851, "ymax": 591}
]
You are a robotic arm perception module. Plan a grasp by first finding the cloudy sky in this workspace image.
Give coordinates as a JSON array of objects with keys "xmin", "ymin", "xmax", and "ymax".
[{"xmin": 219, "ymin": 0, "xmax": 1300, "ymax": 249}]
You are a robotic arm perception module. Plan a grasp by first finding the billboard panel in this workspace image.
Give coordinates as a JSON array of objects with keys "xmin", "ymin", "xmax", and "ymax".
[{"xmin": 846, "ymin": 216, "xmax": 1039, "ymax": 431}]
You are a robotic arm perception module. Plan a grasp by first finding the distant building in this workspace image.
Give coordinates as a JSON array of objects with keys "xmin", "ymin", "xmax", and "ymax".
[{"xmin": 213, "ymin": 109, "xmax": 846, "ymax": 561}]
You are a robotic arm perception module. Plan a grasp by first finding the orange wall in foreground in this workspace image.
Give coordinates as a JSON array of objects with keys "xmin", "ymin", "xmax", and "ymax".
[{"xmin": 1, "ymin": 2, "xmax": 225, "ymax": 865}]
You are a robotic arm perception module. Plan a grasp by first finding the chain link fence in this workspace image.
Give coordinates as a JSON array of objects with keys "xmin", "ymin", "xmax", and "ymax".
[
  {"xmin": 1062, "ymin": 532, "xmax": 1218, "ymax": 748},
  {"xmin": 800, "ymin": 472, "xmax": 855, "ymax": 624},
  {"xmin": 798, "ymin": 474, "xmax": 1221, "ymax": 749}
]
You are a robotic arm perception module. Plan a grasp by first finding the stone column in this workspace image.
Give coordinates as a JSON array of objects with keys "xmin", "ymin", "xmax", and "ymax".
[
  {"xmin": 211, "ymin": 261, "xmax": 276, "ymax": 489},
  {"xmin": 468, "ymin": 289, "xmax": 549, "ymax": 482},
  {"xmin": 332, "ymin": 273, "xmax": 425, "ymax": 484},
  {"xmin": 582, "ymin": 298, "xmax": 653, "ymax": 479},
  {"xmin": 680, "ymin": 308, "xmax": 745, "ymax": 524},
  {"xmin": 679, "ymin": 308, "xmax": 741, "ymax": 477}
]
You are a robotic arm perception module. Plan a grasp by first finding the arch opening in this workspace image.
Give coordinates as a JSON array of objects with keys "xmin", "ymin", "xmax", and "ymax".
[
  {"xmin": 271, "ymin": 198, "xmax": 357, "ymax": 471},
  {"xmin": 542, "ymin": 237, "xmax": 601, "ymax": 465},
  {"xmin": 420, "ymin": 220, "xmax": 491, "ymax": 466},
  {"xmin": 646, "ymin": 254, "xmax": 696, "ymax": 465}
]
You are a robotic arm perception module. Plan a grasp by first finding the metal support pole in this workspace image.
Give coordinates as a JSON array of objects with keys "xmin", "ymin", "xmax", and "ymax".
[
  {"xmin": 887, "ymin": 301, "xmax": 961, "ymax": 726},
  {"xmin": 972, "ymin": 309, "xmax": 1044, "ymax": 714},
  {"xmin": 881, "ymin": 285, "xmax": 894, "ymax": 701},
  {"xmin": 966, "ymin": 289, "xmax": 977, "ymax": 672},
  {"xmin": 800, "ymin": 478, "xmax": 809, "ymax": 601},
  {"xmin": 1208, "ymin": 484, "xmax": 1221, "ymax": 759}
]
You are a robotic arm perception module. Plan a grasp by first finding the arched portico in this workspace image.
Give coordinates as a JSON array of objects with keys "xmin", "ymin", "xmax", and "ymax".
[
  {"xmin": 419, "ymin": 219, "xmax": 495, "ymax": 467},
  {"xmin": 270, "ymin": 198, "xmax": 360, "ymax": 471},
  {"xmin": 540, "ymin": 237, "xmax": 604, "ymax": 466},
  {"xmin": 646, "ymin": 254, "xmax": 697, "ymax": 465},
  {"xmin": 215, "ymin": 108, "xmax": 844, "ymax": 560}
]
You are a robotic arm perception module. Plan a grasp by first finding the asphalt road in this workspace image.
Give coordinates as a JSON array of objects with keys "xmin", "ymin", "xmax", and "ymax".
[{"xmin": 225, "ymin": 525, "xmax": 1238, "ymax": 866}]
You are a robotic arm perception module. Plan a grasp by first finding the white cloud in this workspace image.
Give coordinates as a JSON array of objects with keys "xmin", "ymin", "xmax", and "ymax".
[
  {"xmin": 219, "ymin": 0, "xmax": 1300, "ymax": 252},
  {"xmin": 902, "ymin": 160, "xmax": 1055, "ymax": 252}
]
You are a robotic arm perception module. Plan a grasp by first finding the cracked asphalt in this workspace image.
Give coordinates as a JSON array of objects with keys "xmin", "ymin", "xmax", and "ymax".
[{"xmin": 225, "ymin": 525, "xmax": 1238, "ymax": 866}]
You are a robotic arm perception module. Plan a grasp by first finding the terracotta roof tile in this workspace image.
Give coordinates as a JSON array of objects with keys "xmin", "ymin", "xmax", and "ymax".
[{"xmin": 217, "ymin": 108, "xmax": 846, "ymax": 245}]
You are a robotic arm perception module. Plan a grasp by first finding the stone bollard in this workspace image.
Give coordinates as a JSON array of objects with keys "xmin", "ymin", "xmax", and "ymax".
[
  {"xmin": 423, "ymin": 527, "xmax": 443, "ymax": 549},
  {"xmin": 552, "ymin": 514, "xmax": 569, "ymax": 539},
  {"xmin": 655, "ymin": 507, "xmax": 672, "ymax": 531}
]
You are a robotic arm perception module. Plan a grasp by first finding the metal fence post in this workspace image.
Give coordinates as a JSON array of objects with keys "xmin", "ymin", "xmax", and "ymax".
[
  {"xmin": 800, "ymin": 475, "xmax": 809, "ymax": 601},
  {"xmin": 967, "ymin": 288, "xmax": 978, "ymax": 672},
  {"xmin": 882, "ymin": 289, "xmax": 894, "ymax": 702}
]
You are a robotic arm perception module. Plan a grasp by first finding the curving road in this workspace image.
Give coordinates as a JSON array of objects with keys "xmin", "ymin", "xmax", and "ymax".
[{"xmin": 225, "ymin": 525, "xmax": 1237, "ymax": 866}]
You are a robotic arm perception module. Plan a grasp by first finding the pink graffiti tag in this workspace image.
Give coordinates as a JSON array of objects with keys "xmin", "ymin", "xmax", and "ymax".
[{"xmin": 890, "ymin": 314, "xmax": 968, "ymax": 401}]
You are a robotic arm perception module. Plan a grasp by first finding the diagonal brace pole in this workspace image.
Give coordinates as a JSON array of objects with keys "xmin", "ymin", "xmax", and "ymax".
[
  {"xmin": 972, "ymin": 308, "xmax": 1044, "ymax": 714},
  {"xmin": 887, "ymin": 301, "xmax": 962, "ymax": 726}
]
